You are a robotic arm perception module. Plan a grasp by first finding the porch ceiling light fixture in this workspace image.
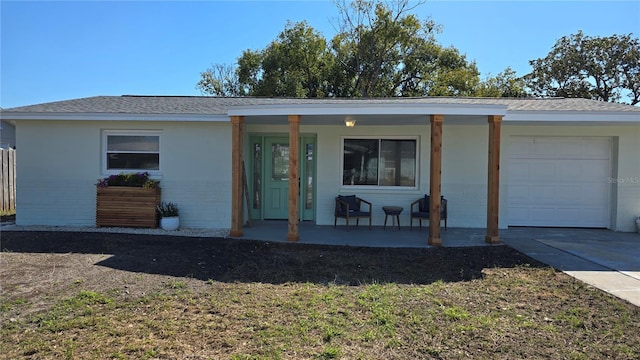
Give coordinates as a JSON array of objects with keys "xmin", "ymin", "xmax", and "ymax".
[{"xmin": 345, "ymin": 118, "xmax": 356, "ymax": 127}]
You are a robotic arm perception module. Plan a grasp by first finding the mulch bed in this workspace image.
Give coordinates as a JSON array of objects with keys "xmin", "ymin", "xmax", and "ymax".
[{"xmin": 0, "ymin": 230, "xmax": 544, "ymax": 286}]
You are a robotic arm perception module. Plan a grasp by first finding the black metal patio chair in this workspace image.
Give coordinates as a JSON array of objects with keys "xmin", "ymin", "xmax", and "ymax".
[
  {"xmin": 410, "ymin": 195, "xmax": 448, "ymax": 230},
  {"xmin": 334, "ymin": 195, "xmax": 372, "ymax": 231}
]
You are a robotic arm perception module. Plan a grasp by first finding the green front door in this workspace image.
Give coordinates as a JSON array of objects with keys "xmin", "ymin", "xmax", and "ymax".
[
  {"xmin": 264, "ymin": 137, "xmax": 290, "ymax": 219},
  {"xmin": 253, "ymin": 135, "xmax": 316, "ymax": 221}
]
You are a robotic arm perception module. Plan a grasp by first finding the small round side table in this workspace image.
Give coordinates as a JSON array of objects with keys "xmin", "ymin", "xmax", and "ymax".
[{"xmin": 382, "ymin": 206, "xmax": 403, "ymax": 231}]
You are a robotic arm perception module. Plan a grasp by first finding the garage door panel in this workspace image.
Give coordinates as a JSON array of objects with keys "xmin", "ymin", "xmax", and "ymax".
[
  {"xmin": 508, "ymin": 161, "xmax": 531, "ymax": 180},
  {"xmin": 581, "ymin": 184, "xmax": 609, "ymax": 204},
  {"xmin": 556, "ymin": 161, "xmax": 582, "ymax": 180},
  {"xmin": 530, "ymin": 161, "xmax": 556, "ymax": 181},
  {"xmin": 530, "ymin": 207, "xmax": 557, "ymax": 222},
  {"xmin": 509, "ymin": 207, "xmax": 608, "ymax": 227},
  {"xmin": 532, "ymin": 139, "xmax": 558, "ymax": 156},
  {"xmin": 508, "ymin": 137, "xmax": 610, "ymax": 228},
  {"xmin": 510, "ymin": 137, "xmax": 611, "ymax": 159},
  {"xmin": 556, "ymin": 139, "xmax": 586, "ymax": 157},
  {"xmin": 556, "ymin": 185, "xmax": 582, "ymax": 203},
  {"xmin": 531, "ymin": 185, "xmax": 555, "ymax": 203},
  {"xmin": 556, "ymin": 208, "xmax": 583, "ymax": 223},
  {"xmin": 508, "ymin": 184, "xmax": 529, "ymax": 202},
  {"xmin": 585, "ymin": 139, "xmax": 611, "ymax": 158},
  {"xmin": 509, "ymin": 139, "xmax": 532, "ymax": 156},
  {"xmin": 582, "ymin": 208, "xmax": 608, "ymax": 223},
  {"xmin": 508, "ymin": 207, "xmax": 531, "ymax": 224},
  {"xmin": 582, "ymin": 159, "xmax": 609, "ymax": 178}
]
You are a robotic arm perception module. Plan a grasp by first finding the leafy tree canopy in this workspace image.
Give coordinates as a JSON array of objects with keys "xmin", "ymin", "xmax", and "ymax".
[
  {"xmin": 476, "ymin": 67, "xmax": 528, "ymax": 98},
  {"xmin": 197, "ymin": 1, "xmax": 638, "ymax": 105},
  {"xmin": 197, "ymin": 0, "xmax": 481, "ymax": 98},
  {"xmin": 525, "ymin": 31, "xmax": 640, "ymax": 105}
]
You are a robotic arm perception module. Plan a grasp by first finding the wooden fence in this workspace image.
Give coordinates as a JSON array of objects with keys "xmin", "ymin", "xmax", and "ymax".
[{"xmin": 0, "ymin": 148, "xmax": 16, "ymax": 212}]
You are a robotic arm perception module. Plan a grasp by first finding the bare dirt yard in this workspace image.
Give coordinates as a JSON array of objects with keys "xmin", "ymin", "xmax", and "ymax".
[{"xmin": 1, "ymin": 230, "xmax": 639, "ymax": 359}]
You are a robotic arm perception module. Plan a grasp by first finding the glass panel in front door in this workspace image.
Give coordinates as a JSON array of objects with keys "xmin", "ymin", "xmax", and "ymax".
[
  {"xmin": 253, "ymin": 142, "xmax": 262, "ymax": 209},
  {"xmin": 271, "ymin": 143, "xmax": 289, "ymax": 181},
  {"xmin": 305, "ymin": 143, "xmax": 313, "ymax": 209}
]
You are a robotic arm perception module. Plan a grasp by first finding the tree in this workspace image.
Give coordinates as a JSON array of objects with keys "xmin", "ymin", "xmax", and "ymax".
[
  {"xmin": 476, "ymin": 67, "xmax": 528, "ymax": 98},
  {"xmin": 241, "ymin": 21, "xmax": 333, "ymax": 97},
  {"xmin": 197, "ymin": 21, "xmax": 333, "ymax": 97},
  {"xmin": 196, "ymin": 63, "xmax": 243, "ymax": 97},
  {"xmin": 197, "ymin": 0, "xmax": 481, "ymax": 98},
  {"xmin": 525, "ymin": 31, "xmax": 640, "ymax": 105},
  {"xmin": 331, "ymin": 0, "xmax": 480, "ymax": 97},
  {"xmin": 331, "ymin": 0, "xmax": 430, "ymax": 96},
  {"xmin": 197, "ymin": 22, "xmax": 331, "ymax": 97}
]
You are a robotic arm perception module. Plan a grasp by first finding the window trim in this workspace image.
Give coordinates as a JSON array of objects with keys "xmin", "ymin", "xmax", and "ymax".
[
  {"xmin": 340, "ymin": 135, "xmax": 419, "ymax": 190},
  {"xmin": 102, "ymin": 130, "xmax": 162, "ymax": 175}
]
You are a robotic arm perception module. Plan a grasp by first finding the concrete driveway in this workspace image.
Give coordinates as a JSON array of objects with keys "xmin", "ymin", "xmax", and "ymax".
[{"xmin": 503, "ymin": 229, "xmax": 640, "ymax": 307}]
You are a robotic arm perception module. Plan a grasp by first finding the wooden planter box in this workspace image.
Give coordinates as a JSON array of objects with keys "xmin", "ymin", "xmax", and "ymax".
[{"xmin": 96, "ymin": 187, "xmax": 161, "ymax": 228}]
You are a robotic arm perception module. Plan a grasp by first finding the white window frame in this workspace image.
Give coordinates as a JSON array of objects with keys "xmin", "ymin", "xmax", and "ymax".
[
  {"xmin": 102, "ymin": 130, "xmax": 162, "ymax": 175},
  {"xmin": 340, "ymin": 136, "xmax": 419, "ymax": 190}
]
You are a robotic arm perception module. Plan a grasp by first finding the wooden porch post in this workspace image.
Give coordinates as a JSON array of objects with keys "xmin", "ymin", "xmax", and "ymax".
[
  {"xmin": 287, "ymin": 115, "xmax": 301, "ymax": 241},
  {"xmin": 485, "ymin": 115, "xmax": 502, "ymax": 244},
  {"xmin": 230, "ymin": 115, "xmax": 244, "ymax": 237},
  {"xmin": 429, "ymin": 114, "xmax": 444, "ymax": 246}
]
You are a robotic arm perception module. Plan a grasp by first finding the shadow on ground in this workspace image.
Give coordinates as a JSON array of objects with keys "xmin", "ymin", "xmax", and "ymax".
[{"xmin": 1, "ymin": 231, "xmax": 546, "ymax": 285}]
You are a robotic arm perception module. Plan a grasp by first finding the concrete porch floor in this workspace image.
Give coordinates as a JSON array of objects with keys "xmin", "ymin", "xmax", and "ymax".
[
  {"xmin": 237, "ymin": 220, "xmax": 493, "ymax": 247},
  {"xmin": 234, "ymin": 220, "xmax": 636, "ymax": 248},
  {"xmin": 235, "ymin": 221, "xmax": 640, "ymax": 306}
]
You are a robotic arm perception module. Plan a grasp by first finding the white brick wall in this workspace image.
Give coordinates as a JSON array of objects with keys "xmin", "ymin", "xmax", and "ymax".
[
  {"xmin": 16, "ymin": 118, "xmax": 639, "ymax": 232},
  {"xmin": 16, "ymin": 120, "xmax": 232, "ymax": 228}
]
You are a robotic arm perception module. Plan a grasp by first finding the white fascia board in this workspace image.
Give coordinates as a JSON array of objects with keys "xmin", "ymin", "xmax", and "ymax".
[
  {"xmin": 504, "ymin": 111, "xmax": 640, "ymax": 123},
  {"xmin": 227, "ymin": 102, "xmax": 508, "ymax": 117},
  {"xmin": 0, "ymin": 112, "xmax": 229, "ymax": 122}
]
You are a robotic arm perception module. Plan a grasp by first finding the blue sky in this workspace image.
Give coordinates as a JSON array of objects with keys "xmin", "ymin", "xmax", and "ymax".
[{"xmin": 1, "ymin": 0, "xmax": 639, "ymax": 108}]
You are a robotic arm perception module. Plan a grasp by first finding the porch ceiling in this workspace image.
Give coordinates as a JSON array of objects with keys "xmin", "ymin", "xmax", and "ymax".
[{"xmin": 242, "ymin": 113, "xmax": 490, "ymax": 126}]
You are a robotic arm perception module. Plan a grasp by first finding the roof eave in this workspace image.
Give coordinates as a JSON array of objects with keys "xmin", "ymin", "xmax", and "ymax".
[
  {"xmin": 0, "ymin": 112, "xmax": 229, "ymax": 122},
  {"xmin": 227, "ymin": 102, "xmax": 509, "ymax": 117},
  {"xmin": 504, "ymin": 110, "xmax": 640, "ymax": 124}
]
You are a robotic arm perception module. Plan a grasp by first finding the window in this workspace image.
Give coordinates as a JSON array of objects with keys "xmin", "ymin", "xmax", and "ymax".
[
  {"xmin": 252, "ymin": 142, "xmax": 262, "ymax": 210},
  {"xmin": 103, "ymin": 131, "xmax": 161, "ymax": 173},
  {"xmin": 271, "ymin": 143, "xmax": 289, "ymax": 181},
  {"xmin": 343, "ymin": 138, "xmax": 417, "ymax": 187}
]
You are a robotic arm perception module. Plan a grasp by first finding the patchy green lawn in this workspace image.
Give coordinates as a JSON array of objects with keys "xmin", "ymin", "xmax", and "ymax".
[{"xmin": 1, "ymin": 231, "xmax": 638, "ymax": 359}]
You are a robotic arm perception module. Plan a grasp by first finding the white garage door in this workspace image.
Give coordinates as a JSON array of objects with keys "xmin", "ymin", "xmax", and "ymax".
[{"xmin": 508, "ymin": 137, "xmax": 610, "ymax": 228}]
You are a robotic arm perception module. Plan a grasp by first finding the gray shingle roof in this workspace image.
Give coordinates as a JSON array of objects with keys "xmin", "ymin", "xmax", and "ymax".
[{"xmin": 2, "ymin": 95, "xmax": 639, "ymax": 115}]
